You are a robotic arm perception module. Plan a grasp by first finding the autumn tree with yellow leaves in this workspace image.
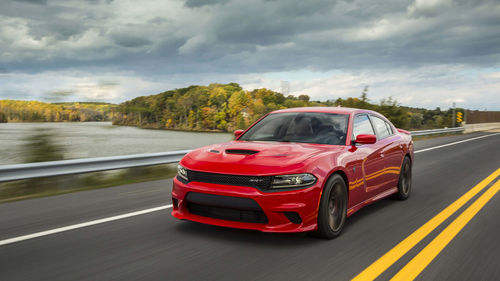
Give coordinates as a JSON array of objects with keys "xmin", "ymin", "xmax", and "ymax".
[{"xmin": 0, "ymin": 100, "xmax": 114, "ymax": 122}]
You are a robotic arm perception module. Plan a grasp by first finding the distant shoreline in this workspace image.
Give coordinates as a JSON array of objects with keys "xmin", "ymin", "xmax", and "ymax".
[
  {"xmin": 0, "ymin": 121, "xmax": 231, "ymax": 134},
  {"xmin": 111, "ymin": 123, "xmax": 229, "ymax": 133},
  {"xmin": 0, "ymin": 120, "xmax": 110, "ymax": 123}
]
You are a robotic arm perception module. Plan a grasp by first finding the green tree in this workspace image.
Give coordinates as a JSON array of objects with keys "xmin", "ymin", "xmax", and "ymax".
[
  {"xmin": 359, "ymin": 86, "xmax": 371, "ymax": 109},
  {"xmin": 187, "ymin": 110, "xmax": 196, "ymax": 128},
  {"xmin": 298, "ymin": 95, "xmax": 310, "ymax": 102},
  {"xmin": 236, "ymin": 113, "xmax": 247, "ymax": 129},
  {"xmin": 409, "ymin": 112, "xmax": 424, "ymax": 129},
  {"xmin": 215, "ymin": 111, "xmax": 227, "ymax": 130},
  {"xmin": 378, "ymin": 97, "xmax": 409, "ymax": 128}
]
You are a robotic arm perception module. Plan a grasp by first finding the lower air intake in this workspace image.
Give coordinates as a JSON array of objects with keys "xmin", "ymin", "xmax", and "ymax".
[
  {"xmin": 185, "ymin": 192, "xmax": 268, "ymax": 224},
  {"xmin": 187, "ymin": 203, "xmax": 268, "ymax": 224}
]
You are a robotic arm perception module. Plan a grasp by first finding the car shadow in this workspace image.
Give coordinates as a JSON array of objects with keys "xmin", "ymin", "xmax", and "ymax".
[
  {"xmin": 174, "ymin": 220, "xmax": 320, "ymax": 247},
  {"xmin": 345, "ymin": 197, "xmax": 399, "ymax": 227}
]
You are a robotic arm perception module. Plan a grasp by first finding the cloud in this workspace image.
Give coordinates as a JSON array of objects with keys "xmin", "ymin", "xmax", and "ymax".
[
  {"xmin": 178, "ymin": 34, "xmax": 211, "ymax": 55},
  {"xmin": 11, "ymin": 0, "xmax": 48, "ymax": 5},
  {"xmin": 111, "ymin": 33, "xmax": 152, "ymax": 48},
  {"xmin": 482, "ymin": 72, "xmax": 500, "ymax": 80},
  {"xmin": 2, "ymin": 0, "xmax": 499, "ymax": 73},
  {"xmin": 0, "ymin": 71, "xmax": 167, "ymax": 103},
  {"xmin": 0, "ymin": 0, "xmax": 499, "ymax": 109},
  {"xmin": 184, "ymin": 0, "xmax": 229, "ymax": 8},
  {"xmin": 43, "ymin": 89, "xmax": 75, "ymax": 102},
  {"xmin": 407, "ymin": 0, "xmax": 453, "ymax": 17},
  {"xmin": 237, "ymin": 65, "xmax": 500, "ymax": 110}
]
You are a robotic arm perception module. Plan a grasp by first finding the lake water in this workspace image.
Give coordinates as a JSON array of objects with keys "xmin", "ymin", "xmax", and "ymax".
[{"xmin": 0, "ymin": 122, "xmax": 233, "ymax": 164}]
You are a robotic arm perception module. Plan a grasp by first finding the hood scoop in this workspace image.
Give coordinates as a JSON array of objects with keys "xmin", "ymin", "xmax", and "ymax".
[{"xmin": 225, "ymin": 149, "xmax": 259, "ymax": 155}]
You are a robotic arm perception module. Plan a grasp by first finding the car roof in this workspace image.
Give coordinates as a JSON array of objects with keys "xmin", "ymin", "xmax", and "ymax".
[{"xmin": 270, "ymin": 106, "xmax": 376, "ymax": 115}]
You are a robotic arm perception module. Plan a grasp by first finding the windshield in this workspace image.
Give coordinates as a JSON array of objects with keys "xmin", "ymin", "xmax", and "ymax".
[{"xmin": 239, "ymin": 112, "xmax": 349, "ymax": 145}]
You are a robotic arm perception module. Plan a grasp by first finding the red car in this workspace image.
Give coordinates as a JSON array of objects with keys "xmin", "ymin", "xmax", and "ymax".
[{"xmin": 172, "ymin": 107, "xmax": 413, "ymax": 239}]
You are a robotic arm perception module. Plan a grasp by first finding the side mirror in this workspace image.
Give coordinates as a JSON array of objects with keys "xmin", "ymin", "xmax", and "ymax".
[
  {"xmin": 355, "ymin": 134, "xmax": 376, "ymax": 144},
  {"xmin": 234, "ymin": 129, "xmax": 244, "ymax": 138}
]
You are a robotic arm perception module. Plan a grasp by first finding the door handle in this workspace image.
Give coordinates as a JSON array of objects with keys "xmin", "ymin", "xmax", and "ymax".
[{"xmin": 379, "ymin": 153, "xmax": 385, "ymax": 158}]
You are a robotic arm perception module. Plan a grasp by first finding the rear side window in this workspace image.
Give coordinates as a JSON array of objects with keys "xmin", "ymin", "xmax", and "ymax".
[
  {"xmin": 371, "ymin": 116, "xmax": 391, "ymax": 139},
  {"xmin": 352, "ymin": 115, "xmax": 375, "ymax": 139},
  {"xmin": 385, "ymin": 122, "xmax": 393, "ymax": 135}
]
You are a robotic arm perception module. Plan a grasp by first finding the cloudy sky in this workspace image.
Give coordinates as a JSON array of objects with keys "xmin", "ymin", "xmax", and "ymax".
[{"xmin": 1, "ymin": 0, "xmax": 499, "ymax": 109}]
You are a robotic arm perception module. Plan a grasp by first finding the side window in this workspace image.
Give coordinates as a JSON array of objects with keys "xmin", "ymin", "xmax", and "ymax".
[
  {"xmin": 385, "ymin": 121, "xmax": 393, "ymax": 135},
  {"xmin": 371, "ymin": 116, "xmax": 390, "ymax": 139},
  {"xmin": 352, "ymin": 115, "xmax": 375, "ymax": 139}
]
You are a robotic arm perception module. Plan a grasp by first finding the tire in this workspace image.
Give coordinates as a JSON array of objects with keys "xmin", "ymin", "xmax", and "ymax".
[
  {"xmin": 312, "ymin": 174, "xmax": 348, "ymax": 239},
  {"xmin": 394, "ymin": 156, "xmax": 412, "ymax": 200}
]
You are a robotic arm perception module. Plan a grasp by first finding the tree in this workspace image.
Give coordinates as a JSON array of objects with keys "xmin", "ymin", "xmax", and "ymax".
[
  {"xmin": 409, "ymin": 112, "xmax": 423, "ymax": 129},
  {"xmin": 187, "ymin": 110, "xmax": 196, "ymax": 128},
  {"xmin": 228, "ymin": 90, "xmax": 251, "ymax": 127},
  {"xmin": 378, "ymin": 97, "xmax": 409, "ymax": 128},
  {"xmin": 236, "ymin": 113, "xmax": 247, "ymax": 129},
  {"xmin": 298, "ymin": 95, "xmax": 310, "ymax": 102},
  {"xmin": 200, "ymin": 107, "xmax": 216, "ymax": 129},
  {"xmin": 359, "ymin": 86, "xmax": 370, "ymax": 109}
]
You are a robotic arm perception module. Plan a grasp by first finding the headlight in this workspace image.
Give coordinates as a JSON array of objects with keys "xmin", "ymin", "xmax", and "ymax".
[
  {"xmin": 177, "ymin": 165, "xmax": 188, "ymax": 181},
  {"xmin": 271, "ymin": 173, "xmax": 317, "ymax": 189}
]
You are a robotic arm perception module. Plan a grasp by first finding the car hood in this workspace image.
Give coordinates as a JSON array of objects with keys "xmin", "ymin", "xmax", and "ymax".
[{"xmin": 181, "ymin": 141, "xmax": 344, "ymax": 175}]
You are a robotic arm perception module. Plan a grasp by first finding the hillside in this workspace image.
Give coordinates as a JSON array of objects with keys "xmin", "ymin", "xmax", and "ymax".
[
  {"xmin": 0, "ymin": 84, "xmax": 457, "ymax": 129},
  {"xmin": 113, "ymin": 83, "xmax": 456, "ymax": 131}
]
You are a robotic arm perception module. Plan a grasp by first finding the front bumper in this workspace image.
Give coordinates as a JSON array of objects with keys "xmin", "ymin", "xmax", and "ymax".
[{"xmin": 171, "ymin": 177, "xmax": 322, "ymax": 233}]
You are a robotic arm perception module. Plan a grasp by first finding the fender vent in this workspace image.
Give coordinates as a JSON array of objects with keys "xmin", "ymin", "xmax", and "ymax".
[
  {"xmin": 225, "ymin": 149, "xmax": 259, "ymax": 155},
  {"xmin": 284, "ymin": 212, "xmax": 302, "ymax": 224}
]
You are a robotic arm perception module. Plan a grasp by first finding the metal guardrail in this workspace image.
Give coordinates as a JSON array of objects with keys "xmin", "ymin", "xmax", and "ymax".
[
  {"xmin": 0, "ymin": 150, "xmax": 191, "ymax": 183},
  {"xmin": 410, "ymin": 127, "xmax": 464, "ymax": 136},
  {"xmin": 0, "ymin": 127, "xmax": 465, "ymax": 182}
]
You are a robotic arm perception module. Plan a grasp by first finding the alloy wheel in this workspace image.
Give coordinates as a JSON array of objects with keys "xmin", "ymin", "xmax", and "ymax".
[{"xmin": 328, "ymin": 182, "xmax": 346, "ymax": 232}]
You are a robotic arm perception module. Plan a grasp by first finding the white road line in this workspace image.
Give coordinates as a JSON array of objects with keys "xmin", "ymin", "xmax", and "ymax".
[
  {"xmin": 414, "ymin": 133, "xmax": 500, "ymax": 154},
  {"xmin": 0, "ymin": 205, "xmax": 172, "ymax": 246},
  {"xmin": 1, "ymin": 132, "xmax": 499, "ymax": 247}
]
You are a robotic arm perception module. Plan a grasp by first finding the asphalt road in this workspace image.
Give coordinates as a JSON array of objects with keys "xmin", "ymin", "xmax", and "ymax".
[{"xmin": 1, "ymin": 132, "xmax": 499, "ymax": 281}]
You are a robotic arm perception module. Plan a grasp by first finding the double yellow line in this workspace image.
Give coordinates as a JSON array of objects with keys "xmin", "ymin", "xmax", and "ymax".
[{"xmin": 352, "ymin": 168, "xmax": 500, "ymax": 281}]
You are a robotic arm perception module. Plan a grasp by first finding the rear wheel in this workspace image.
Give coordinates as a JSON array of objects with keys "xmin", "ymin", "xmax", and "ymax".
[
  {"xmin": 313, "ymin": 174, "xmax": 347, "ymax": 239},
  {"xmin": 394, "ymin": 156, "xmax": 412, "ymax": 200}
]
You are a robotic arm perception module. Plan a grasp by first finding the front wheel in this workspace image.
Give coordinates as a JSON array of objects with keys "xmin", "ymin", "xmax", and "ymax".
[
  {"xmin": 394, "ymin": 156, "xmax": 412, "ymax": 200},
  {"xmin": 313, "ymin": 174, "xmax": 348, "ymax": 239}
]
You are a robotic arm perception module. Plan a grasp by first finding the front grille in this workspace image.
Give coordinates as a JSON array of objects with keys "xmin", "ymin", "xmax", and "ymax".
[{"xmin": 187, "ymin": 170, "xmax": 272, "ymax": 189}]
